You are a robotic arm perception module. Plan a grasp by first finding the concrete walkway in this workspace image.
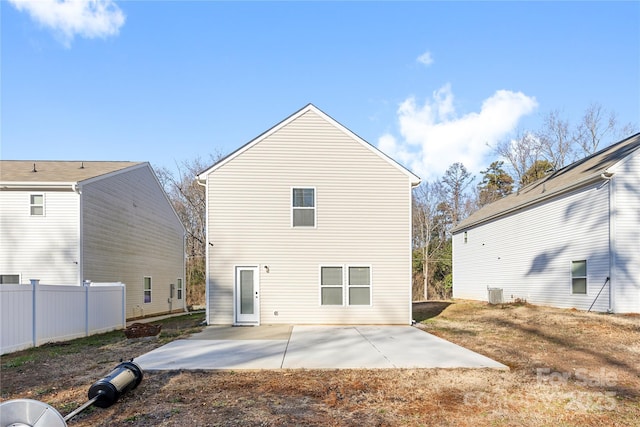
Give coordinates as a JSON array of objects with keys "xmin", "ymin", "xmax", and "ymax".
[
  {"xmin": 134, "ymin": 325, "xmax": 508, "ymax": 371},
  {"xmin": 126, "ymin": 310, "xmax": 204, "ymax": 327}
]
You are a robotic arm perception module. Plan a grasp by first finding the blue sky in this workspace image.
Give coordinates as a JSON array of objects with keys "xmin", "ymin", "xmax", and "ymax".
[{"xmin": 2, "ymin": 1, "xmax": 639, "ymax": 182}]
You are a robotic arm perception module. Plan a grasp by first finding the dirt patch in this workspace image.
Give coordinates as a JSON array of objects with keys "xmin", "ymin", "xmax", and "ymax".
[{"xmin": 2, "ymin": 302, "xmax": 639, "ymax": 426}]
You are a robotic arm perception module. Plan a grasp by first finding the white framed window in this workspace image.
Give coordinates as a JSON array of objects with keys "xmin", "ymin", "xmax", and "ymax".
[
  {"xmin": 292, "ymin": 187, "xmax": 315, "ymax": 227},
  {"xmin": 348, "ymin": 266, "xmax": 371, "ymax": 305},
  {"xmin": 144, "ymin": 276, "xmax": 152, "ymax": 303},
  {"xmin": 177, "ymin": 278, "xmax": 183, "ymax": 300},
  {"xmin": 30, "ymin": 194, "xmax": 44, "ymax": 216},
  {"xmin": 320, "ymin": 266, "xmax": 343, "ymax": 305},
  {"xmin": 319, "ymin": 265, "xmax": 372, "ymax": 306},
  {"xmin": 571, "ymin": 260, "xmax": 587, "ymax": 294},
  {"xmin": 0, "ymin": 274, "xmax": 20, "ymax": 284}
]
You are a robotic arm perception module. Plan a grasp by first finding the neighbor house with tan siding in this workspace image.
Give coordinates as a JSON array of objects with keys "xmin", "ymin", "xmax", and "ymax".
[
  {"xmin": 452, "ymin": 133, "xmax": 640, "ymax": 313},
  {"xmin": 0, "ymin": 161, "xmax": 186, "ymax": 319},
  {"xmin": 196, "ymin": 104, "xmax": 421, "ymax": 325}
]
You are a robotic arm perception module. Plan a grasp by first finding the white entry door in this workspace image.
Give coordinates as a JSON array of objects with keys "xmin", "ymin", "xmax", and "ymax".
[{"xmin": 235, "ymin": 266, "xmax": 259, "ymax": 324}]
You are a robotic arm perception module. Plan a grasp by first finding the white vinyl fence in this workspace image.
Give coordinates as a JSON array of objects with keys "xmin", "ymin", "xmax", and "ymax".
[{"xmin": 1, "ymin": 282, "xmax": 126, "ymax": 354}]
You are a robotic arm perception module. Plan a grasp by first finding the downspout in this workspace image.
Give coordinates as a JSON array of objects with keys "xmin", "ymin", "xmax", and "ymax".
[
  {"xmin": 196, "ymin": 175, "xmax": 210, "ymax": 324},
  {"xmin": 73, "ymin": 183, "xmax": 83, "ymax": 286},
  {"xmin": 601, "ymin": 171, "xmax": 614, "ymax": 313}
]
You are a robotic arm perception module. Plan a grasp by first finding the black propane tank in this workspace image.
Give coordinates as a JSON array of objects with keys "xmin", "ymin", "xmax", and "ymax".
[{"xmin": 87, "ymin": 361, "xmax": 144, "ymax": 408}]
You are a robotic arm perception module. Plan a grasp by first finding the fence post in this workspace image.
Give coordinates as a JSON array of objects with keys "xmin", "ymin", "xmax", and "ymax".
[
  {"xmin": 122, "ymin": 284, "xmax": 126, "ymax": 328},
  {"xmin": 85, "ymin": 284, "xmax": 90, "ymax": 337},
  {"xmin": 31, "ymin": 281, "xmax": 37, "ymax": 348}
]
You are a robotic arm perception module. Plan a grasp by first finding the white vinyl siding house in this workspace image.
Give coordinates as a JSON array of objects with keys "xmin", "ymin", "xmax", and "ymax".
[
  {"xmin": 80, "ymin": 165, "xmax": 186, "ymax": 318},
  {"xmin": 0, "ymin": 161, "xmax": 186, "ymax": 319},
  {"xmin": 609, "ymin": 143, "xmax": 640, "ymax": 313},
  {"xmin": 0, "ymin": 190, "xmax": 80, "ymax": 285},
  {"xmin": 197, "ymin": 104, "xmax": 420, "ymax": 325},
  {"xmin": 452, "ymin": 133, "xmax": 640, "ymax": 313}
]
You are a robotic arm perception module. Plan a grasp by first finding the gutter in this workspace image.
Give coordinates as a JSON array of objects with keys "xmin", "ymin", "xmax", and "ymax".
[{"xmin": 0, "ymin": 181, "xmax": 78, "ymax": 190}]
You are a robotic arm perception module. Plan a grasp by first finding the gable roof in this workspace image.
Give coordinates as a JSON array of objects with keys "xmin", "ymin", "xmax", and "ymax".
[
  {"xmin": 0, "ymin": 161, "xmax": 145, "ymax": 186},
  {"xmin": 453, "ymin": 132, "xmax": 640, "ymax": 233},
  {"xmin": 196, "ymin": 103, "xmax": 421, "ymax": 186}
]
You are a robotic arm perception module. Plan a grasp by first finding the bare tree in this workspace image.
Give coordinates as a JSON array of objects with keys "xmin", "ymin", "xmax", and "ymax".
[
  {"xmin": 572, "ymin": 102, "xmax": 637, "ymax": 156},
  {"xmin": 413, "ymin": 182, "xmax": 445, "ymax": 300},
  {"xmin": 494, "ymin": 130, "xmax": 542, "ymax": 186},
  {"xmin": 155, "ymin": 154, "xmax": 221, "ymax": 307},
  {"xmin": 439, "ymin": 162, "xmax": 474, "ymax": 229},
  {"xmin": 537, "ymin": 109, "xmax": 574, "ymax": 169},
  {"xmin": 573, "ymin": 102, "xmax": 620, "ymax": 155}
]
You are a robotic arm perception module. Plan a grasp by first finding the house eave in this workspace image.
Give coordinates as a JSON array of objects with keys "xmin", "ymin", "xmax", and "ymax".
[
  {"xmin": 196, "ymin": 104, "xmax": 422, "ymax": 186},
  {"xmin": 0, "ymin": 181, "xmax": 78, "ymax": 191},
  {"xmin": 452, "ymin": 171, "xmax": 611, "ymax": 234}
]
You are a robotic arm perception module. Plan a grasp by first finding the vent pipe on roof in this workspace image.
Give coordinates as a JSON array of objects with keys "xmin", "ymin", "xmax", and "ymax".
[
  {"xmin": 32, "ymin": 163, "xmax": 37, "ymax": 173},
  {"xmin": 80, "ymin": 162, "xmax": 85, "ymax": 169}
]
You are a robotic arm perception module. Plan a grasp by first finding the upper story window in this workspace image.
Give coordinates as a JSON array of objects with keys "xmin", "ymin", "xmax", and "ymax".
[
  {"xmin": 30, "ymin": 194, "xmax": 44, "ymax": 216},
  {"xmin": 292, "ymin": 188, "xmax": 315, "ymax": 227}
]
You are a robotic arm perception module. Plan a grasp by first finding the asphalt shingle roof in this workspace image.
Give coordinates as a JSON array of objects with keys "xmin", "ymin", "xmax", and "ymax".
[
  {"xmin": 0, "ymin": 161, "xmax": 143, "ymax": 183},
  {"xmin": 453, "ymin": 132, "xmax": 640, "ymax": 233}
]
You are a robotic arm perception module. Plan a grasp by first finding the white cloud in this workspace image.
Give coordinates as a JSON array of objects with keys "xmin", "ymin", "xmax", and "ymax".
[
  {"xmin": 9, "ymin": 0, "xmax": 125, "ymax": 47},
  {"xmin": 379, "ymin": 84, "xmax": 538, "ymax": 181},
  {"xmin": 417, "ymin": 51, "xmax": 434, "ymax": 67}
]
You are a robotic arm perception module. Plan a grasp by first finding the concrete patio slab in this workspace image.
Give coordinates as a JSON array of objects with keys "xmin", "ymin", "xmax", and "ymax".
[
  {"xmin": 188, "ymin": 325, "xmax": 292, "ymax": 341},
  {"xmin": 282, "ymin": 326, "xmax": 392, "ymax": 369},
  {"xmin": 134, "ymin": 339, "xmax": 289, "ymax": 370},
  {"xmin": 357, "ymin": 326, "xmax": 505, "ymax": 369},
  {"xmin": 134, "ymin": 325, "xmax": 508, "ymax": 371}
]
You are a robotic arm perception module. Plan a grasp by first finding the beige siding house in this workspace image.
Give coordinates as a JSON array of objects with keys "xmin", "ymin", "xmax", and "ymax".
[
  {"xmin": 452, "ymin": 133, "xmax": 640, "ymax": 313},
  {"xmin": 0, "ymin": 161, "xmax": 186, "ymax": 319},
  {"xmin": 197, "ymin": 104, "xmax": 421, "ymax": 325}
]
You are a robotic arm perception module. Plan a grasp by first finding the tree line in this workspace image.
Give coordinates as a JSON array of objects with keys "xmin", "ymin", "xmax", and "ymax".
[
  {"xmin": 156, "ymin": 156, "xmax": 216, "ymax": 308},
  {"xmin": 413, "ymin": 102, "xmax": 636, "ymax": 300},
  {"xmin": 155, "ymin": 103, "xmax": 635, "ymax": 306}
]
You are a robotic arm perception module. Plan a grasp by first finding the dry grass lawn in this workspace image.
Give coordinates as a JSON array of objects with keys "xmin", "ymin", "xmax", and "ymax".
[{"xmin": 1, "ymin": 301, "xmax": 639, "ymax": 426}]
